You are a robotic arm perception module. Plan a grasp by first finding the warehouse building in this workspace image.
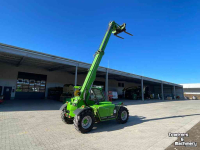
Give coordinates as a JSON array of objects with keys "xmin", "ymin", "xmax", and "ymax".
[
  {"xmin": 181, "ymin": 83, "xmax": 200, "ymax": 99},
  {"xmin": 0, "ymin": 43, "xmax": 183, "ymax": 101}
]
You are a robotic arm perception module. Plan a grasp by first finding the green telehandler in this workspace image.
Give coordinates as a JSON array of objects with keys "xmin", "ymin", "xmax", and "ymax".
[{"xmin": 60, "ymin": 21, "xmax": 133, "ymax": 133}]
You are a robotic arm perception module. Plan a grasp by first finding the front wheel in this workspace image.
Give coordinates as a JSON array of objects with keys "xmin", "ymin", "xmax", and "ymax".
[
  {"xmin": 116, "ymin": 106, "xmax": 129, "ymax": 124},
  {"xmin": 74, "ymin": 109, "xmax": 94, "ymax": 133},
  {"xmin": 61, "ymin": 108, "xmax": 73, "ymax": 124}
]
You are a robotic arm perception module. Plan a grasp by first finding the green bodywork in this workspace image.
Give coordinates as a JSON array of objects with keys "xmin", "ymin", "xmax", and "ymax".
[{"xmin": 64, "ymin": 21, "xmax": 132, "ymax": 121}]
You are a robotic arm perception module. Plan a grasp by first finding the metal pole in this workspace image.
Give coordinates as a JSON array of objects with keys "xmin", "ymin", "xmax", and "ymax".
[
  {"xmin": 161, "ymin": 83, "xmax": 164, "ymax": 100},
  {"xmin": 141, "ymin": 77, "xmax": 144, "ymax": 101},
  {"xmin": 173, "ymin": 86, "xmax": 176, "ymax": 100},
  {"xmin": 182, "ymin": 87, "xmax": 184, "ymax": 99},
  {"xmin": 105, "ymin": 69, "xmax": 109, "ymax": 101},
  {"xmin": 75, "ymin": 65, "xmax": 78, "ymax": 86}
]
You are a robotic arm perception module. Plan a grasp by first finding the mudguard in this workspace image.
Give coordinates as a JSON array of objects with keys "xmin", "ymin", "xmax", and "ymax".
[
  {"xmin": 73, "ymin": 107, "xmax": 92, "ymax": 116},
  {"xmin": 115, "ymin": 105, "xmax": 122, "ymax": 111},
  {"xmin": 60, "ymin": 103, "xmax": 67, "ymax": 110}
]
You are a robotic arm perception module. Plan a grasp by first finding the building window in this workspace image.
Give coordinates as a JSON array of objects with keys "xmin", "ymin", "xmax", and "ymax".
[
  {"xmin": 118, "ymin": 82, "xmax": 124, "ymax": 87},
  {"xmin": 16, "ymin": 72, "xmax": 47, "ymax": 93},
  {"xmin": 16, "ymin": 79, "xmax": 46, "ymax": 93}
]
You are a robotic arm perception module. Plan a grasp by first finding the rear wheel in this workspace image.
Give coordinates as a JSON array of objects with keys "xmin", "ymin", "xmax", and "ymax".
[
  {"xmin": 61, "ymin": 107, "xmax": 73, "ymax": 124},
  {"xmin": 74, "ymin": 109, "xmax": 94, "ymax": 133},
  {"xmin": 116, "ymin": 106, "xmax": 129, "ymax": 124}
]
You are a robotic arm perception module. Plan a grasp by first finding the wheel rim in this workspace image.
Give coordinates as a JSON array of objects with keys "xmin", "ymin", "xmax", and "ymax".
[
  {"xmin": 81, "ymin": 116, "xmax": 92, "ymax": 129},
  {"xmin": 121, "ymin": 110, "xmax": 127, "ymax": 121}
]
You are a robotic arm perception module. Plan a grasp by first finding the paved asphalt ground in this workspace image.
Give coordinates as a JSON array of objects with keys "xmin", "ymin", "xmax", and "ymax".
[
  {"xmin": 166, "ymin": 121, "xmax": 200, "ymax": 150},
  {"xmin": 0, "ymin": 99, "xmax": 200, "ymax": 150}
]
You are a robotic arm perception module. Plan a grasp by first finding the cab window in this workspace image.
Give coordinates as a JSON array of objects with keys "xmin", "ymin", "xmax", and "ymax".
[{"xmin": 90, "ymin": 88, "xmax": 104, "ymax": 101}]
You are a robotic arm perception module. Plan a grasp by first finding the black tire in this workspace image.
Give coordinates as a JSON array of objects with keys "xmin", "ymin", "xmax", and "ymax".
[
  {"xmin": 74, "ymin": 109, "xmax": 94, "ymax": 133},
  {"xmin": 61, "ymin": 108, "xmax": 73, "ymax": 124},
  {"xmin": 116, "ymin": 106, "xmax": 129, "ymax": 124}
]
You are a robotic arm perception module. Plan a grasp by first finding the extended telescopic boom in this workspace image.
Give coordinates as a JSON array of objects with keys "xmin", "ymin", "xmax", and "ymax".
[{"xmin": 79, "ymin": 21, "xmax": 132, "ymax": 101}]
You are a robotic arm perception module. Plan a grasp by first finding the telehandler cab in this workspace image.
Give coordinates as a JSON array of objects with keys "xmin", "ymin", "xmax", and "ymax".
[{"xmin": 61, "ymin": 21, "xmax": 133, "ymax": 133}]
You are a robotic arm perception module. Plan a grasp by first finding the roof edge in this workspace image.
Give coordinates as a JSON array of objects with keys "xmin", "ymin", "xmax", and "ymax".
[{"xmin": 0, "ymin": 42, "xmax": 182, "ymax": 87}]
